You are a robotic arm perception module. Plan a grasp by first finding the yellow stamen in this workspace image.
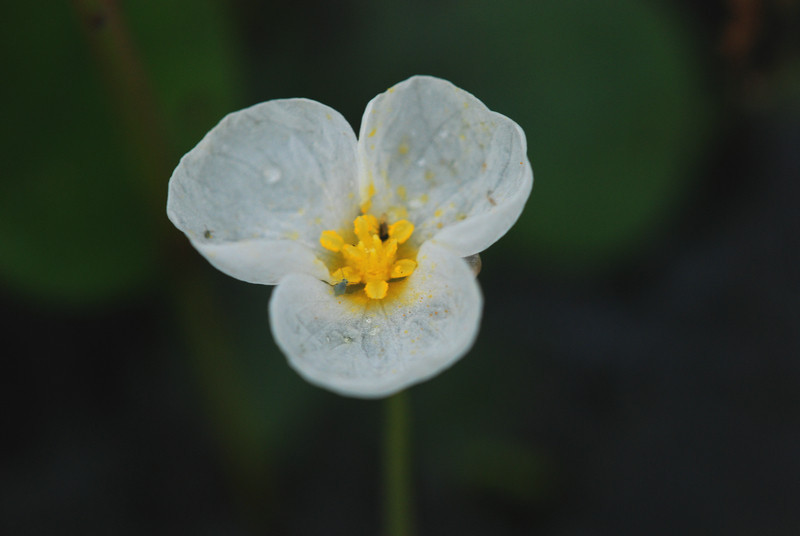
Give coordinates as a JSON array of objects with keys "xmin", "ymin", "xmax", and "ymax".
[
  {"xmin": 391, "ymin": 259, "xmax": 416, "ymax": 278},
  {"xmin": 388, "ymin": 220, "xmax": 414, "ymax": 244},
  {"xmin": 320, "ymin": 230, "xmax": 344, "ymax": 252},
  {"xmin": 320, "ymin": 213, "xmax": 417, "ymax": 300},
  {"xmin": 365, "ymin": 280, "xmax": 389, "ymax": 300},
  {"xmin": 354, "ymin": 214, "xmax": 378, "ymax": 243},
  {"xmin": 332, "ymin": 266, "xmax": 361, "ymax": 284}
]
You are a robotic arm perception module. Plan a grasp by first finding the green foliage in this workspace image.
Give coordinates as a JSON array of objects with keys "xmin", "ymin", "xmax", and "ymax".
[
  {"xmin": 124, "ymin": 0, "xmax": 243, "ymax": 151},
  {"xmin": 348, "ymin": 0, "xmax": 713, "ymax": 272},
  {"xmin": 0, "ymin": 1, "xmax": 240, "ymax": 305}
]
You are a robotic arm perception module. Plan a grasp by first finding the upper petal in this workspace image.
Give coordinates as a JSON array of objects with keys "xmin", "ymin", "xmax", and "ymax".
[
  {"xmin": 168, "ymin": 99, "xmax": 359, "ymax": 284},
  {"xmin": 357, "ymin": 75, "xmax": 533, "ymax": 257},
  {"xmin": 269, "ymin": 242, "xmax": 482, "ymax": 398}
]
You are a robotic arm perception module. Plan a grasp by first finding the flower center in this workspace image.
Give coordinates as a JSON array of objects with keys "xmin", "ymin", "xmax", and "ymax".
[{"xmin": 319, "ymin": 214, "xmax": 417, "ymax": 300}]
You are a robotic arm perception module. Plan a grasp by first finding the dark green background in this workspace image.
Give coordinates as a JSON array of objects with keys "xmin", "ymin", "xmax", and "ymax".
[{"xmin": 3, "ymin": 1, "xmax": 799, "ymax": 534}]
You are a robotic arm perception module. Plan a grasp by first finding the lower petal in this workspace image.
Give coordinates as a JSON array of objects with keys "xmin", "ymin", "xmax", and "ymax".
[{"xmin": 269, "ymin": 242, "xmax": 482, "ymax": 398}]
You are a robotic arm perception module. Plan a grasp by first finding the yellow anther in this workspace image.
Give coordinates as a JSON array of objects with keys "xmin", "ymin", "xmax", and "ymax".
[
  {"xmin": 332, "ymin": 266, "xmax": 361, "ymax": 284},
  {"xmin": 354, "ymin": 214, "xmax": 378, "ymax": 243},
  {"xmin": 320, "ymin": 230, "xmax": 344, "ymax": 252},
  {"xmin": 391, "ymin": 259, "xmax": 416, "ymax": 278},
  {"xmin": 365, "ymin": 280, "xmax": 389, "ymax": 300},
  {"xmin": 383, "ymin": 238, "xmax": 398, "ymax": 259},
  {"xmin": 320, "ymin": 213, "xmax": 417, "ymax": 300},
  {"xmin": 341, "ymin": 245, "xmax": 366, "ymax": 268},
  {"xmin": 388, "ymin": 220, "xmax": 414, "ymax": 244}
]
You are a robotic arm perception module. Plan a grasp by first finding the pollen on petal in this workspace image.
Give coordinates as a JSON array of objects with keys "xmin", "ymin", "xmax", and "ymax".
[
  {"xmin": 320, "ymin": 230, "xmax": 344, "ymax": 252},
  {"xmin": 388, "ymin": 220, "xmax": 414, "ymax": 244},
  {"xmin": 391, "ymin": 259, "xmax": 416, "ymax": 278},
  {"xmin": 360, "ymin": 182, "xmax": 376, "ymax": 213},
  {"xmin": 365, "ymin": 280, "xmax": 389, "ymax": 299}
]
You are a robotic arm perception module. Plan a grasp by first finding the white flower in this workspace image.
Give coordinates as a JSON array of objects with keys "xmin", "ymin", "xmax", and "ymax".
[{"xmin": 167, "ymin": 76, "xmax": 533, "ymax": 398}]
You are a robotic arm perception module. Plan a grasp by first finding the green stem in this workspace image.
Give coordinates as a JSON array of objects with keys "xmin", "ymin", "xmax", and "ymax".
[
  {"xmin": 384, "ymin": 391, "xmax": 414, "ymax": 536},
  {"xmin": 72, "ymin": 0, "xmax": 269, "ymax": 520},
  {"xmin": 70, "ymin": 0, "xmax": 173, "ymax": 225}
]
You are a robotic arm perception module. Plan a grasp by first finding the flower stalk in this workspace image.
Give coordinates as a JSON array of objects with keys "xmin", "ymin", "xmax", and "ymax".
[
  {"xmin": 384, "ymin": 391, "xmax": 414, "ymax": 536},
  {"xmin": 71, "ymin": 0, "xmax": 173, "ymax": 224}
]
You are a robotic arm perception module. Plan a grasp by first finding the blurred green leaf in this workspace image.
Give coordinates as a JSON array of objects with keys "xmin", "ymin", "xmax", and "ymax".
[
  {"xmin": 0, "ymin": 2, "xmax": 153, "ymax": 304},
  {"xmin": 0, "ymin": 1, "xmax": 240, "ymax": 305},
  {"xmin": 348, "ymin": 0, "xmax": 713, "ymax": 272},
  {"xmin": 123, "ymin": 0, "xmax": 243, "ymax": 152}
]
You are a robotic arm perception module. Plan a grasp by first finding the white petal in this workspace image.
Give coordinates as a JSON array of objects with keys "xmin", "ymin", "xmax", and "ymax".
[
  {"xmin": 358, "ymin": 75, "xmax": 533, "ymax": 256},
  {"xmin": 168, "ymin": 99, "xmax": 359, "ymax": 284},
  {"xmin": 269, "ymin": 242, "xmax": 482, "ymax": 398},
  {"xmin": 188, "ymin": 237, "xmax": 330, "ymax": 285}
]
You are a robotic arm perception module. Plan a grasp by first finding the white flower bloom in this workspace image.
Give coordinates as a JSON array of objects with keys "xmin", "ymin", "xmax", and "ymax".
[{"xmin": 167, "ymin": 76, "xmax": 533, "ymax": 398}]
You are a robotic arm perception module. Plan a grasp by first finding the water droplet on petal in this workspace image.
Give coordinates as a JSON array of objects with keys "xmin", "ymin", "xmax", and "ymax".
[{"xmin": 263, "ymin": 167, "xmax": 282, "ymax": 184}]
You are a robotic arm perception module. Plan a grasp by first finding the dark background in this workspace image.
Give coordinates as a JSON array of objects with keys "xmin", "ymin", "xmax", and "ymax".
[{"xmin": 2, "ymin": 0, "xmax": 799, "ymax": 534}]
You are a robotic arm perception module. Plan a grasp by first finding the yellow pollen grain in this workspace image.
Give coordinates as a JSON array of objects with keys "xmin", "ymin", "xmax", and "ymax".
[
  {"xmin": 396, "ymin": 185, "xmax": 407, "ymax": 200},
  {"xmin": 424, "ymin": 170, "xmax": 435, "ymax": 180},
  {"xmin": 368, "ymin": 128, "xmax": 377, "ymax": 137},
  {"xmin": 360, "ymin": 181, "xmax": 376, "ymax": 213},
  {"xmin": 434, "ymin": 209, "xmax": 443, "ymax": 218},
  {"xmin": 387, "ymin": 205, "xmax": 409, "ymax": 221},
  {"xmin": 398, "ymin": 142, "xmax": 409, "ymax": 155}
]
